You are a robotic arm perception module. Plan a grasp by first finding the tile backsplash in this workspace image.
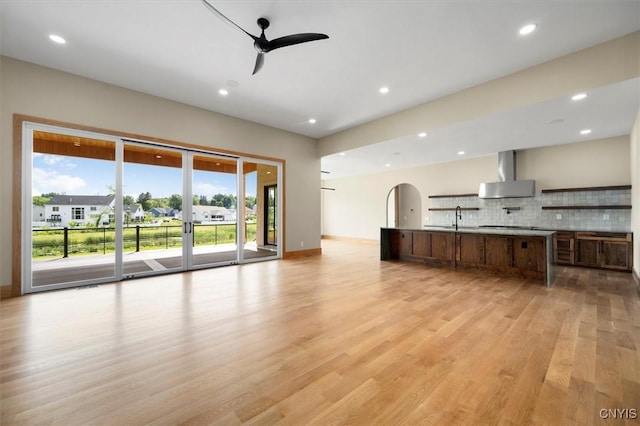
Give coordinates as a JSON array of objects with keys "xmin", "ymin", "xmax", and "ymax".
[{"xmin": 428, "ymin": 188, "xmax": 631, "ymax": 231}]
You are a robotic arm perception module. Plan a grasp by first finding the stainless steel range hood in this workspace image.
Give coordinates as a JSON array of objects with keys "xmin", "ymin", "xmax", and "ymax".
[{"xmin": 478, "ymin": 150, "xmax": 535, "ymax": 198}]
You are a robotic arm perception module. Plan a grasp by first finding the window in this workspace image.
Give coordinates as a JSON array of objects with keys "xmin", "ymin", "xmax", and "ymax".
[
  {"xmin": 52, "ymin": 206, "xmax": 59, "ymax": 212},
  {"xmin": 72, "ymin": 207, "xmax": 85, "ymax": 220},
  {"xmin": 90, "ymin": 206, "xmax": 97, "ymax": 211}
]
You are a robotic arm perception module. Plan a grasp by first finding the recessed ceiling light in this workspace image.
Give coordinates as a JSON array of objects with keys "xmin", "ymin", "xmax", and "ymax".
[
  {"xmin": 155, "ymin": 155, "xmax": 162, "ymax": 159},
  {"xmin": 49, "ymin": 34, "xmax": 66, "ymax": 44},
  {"xmin": 519, "ymin": 24, "xmax": 537, "ymax": 36},
  {"xmin": 379, "ymin": 86, "xmax": 389, "ymax": 94},
  {"xmin": 308, "ymin": 118, "xmax": 317, "ymax": 124},
  {"xmin": 339, "ymin": 152, "xmax": 346, "ymax": 156},
  {"xmin": 580, "ymin": 129, "xmax": 592, "ymax": 135},
  {"xmin": 73, "ymin": 142, "xmax": 81, "ymax": 147},
  {"xmin": 385, "ymin": 163, "xmax": 391, "ymax": 167},
  {"xmin": 572, "ymin": 93, "xmax": 587, "ymax": 101},
  {"xmin": 418, "ymin": 132, "xmax": 427, "ymax": 138},
  {"xmin": 218, "ymin": 89, "xmax": 228, "ymax": 96},
  {"xmin": 458, "ymin": 151, "xmax": 465, "ymax": 155}
]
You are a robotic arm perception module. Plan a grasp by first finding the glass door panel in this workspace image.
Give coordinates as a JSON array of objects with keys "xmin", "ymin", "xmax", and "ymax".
[
  {"xmin": 190, "ymin": 154, "xmax": 238, "ymax": 267},
  {"xmin": 122, "ymin": 143, "xmax": 184, "ymax": 277},
  {"xmin": 30, "ymin": 130, "xmax": 117, "ymax": 288},
  {"xmin": 242, "ymin": 161, "xmax": 280, "ymax": 261},
  {"xmin": 265, "ymin": 184, "xmax": 277, "ymax": 246}
]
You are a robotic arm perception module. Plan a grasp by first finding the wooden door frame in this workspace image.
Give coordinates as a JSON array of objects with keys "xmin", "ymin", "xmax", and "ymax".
[{"xmin": 10, "ymin": 114, "xmax": 286, "ymax": 297}]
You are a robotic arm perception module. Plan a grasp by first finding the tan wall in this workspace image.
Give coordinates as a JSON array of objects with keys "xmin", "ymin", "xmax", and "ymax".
[
  {"xmin": 517, "ymin": 136, "xmax": 631, "ymax": 189},
  {"xmin": 0, "ymin": 57, "xmax": 321, "ymax": 291},
  {"xmin": 322, "ymin": 138, "xmax": 631, "ymax": 240},
  {"xmin": 631, "ymin": 109, "xmax": 640, "ymax": 278},
  {"xmin": 397, "ymin": 183, "xmax": 422, "ymax": 229}
]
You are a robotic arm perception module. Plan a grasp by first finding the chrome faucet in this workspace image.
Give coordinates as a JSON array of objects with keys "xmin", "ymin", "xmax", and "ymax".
[{"xmin": 454, "ymin": 205, "xmax": 462, "ymax": 230}]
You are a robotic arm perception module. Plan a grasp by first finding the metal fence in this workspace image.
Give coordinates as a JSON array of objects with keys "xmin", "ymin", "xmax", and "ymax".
[{"xmin": 32, "ymin": 223, "xmax": 257, "ymax": 258}]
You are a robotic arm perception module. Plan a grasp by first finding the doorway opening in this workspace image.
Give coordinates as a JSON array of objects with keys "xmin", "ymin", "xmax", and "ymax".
[{"xmin": 386, "ymin": 183, "xmax": 422, "ymax": 229}]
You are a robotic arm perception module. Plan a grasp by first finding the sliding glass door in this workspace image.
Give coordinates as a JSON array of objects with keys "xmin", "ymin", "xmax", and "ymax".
[
  {"xmin": 25, "ymin": 125, "xmax": 121, "ymax": 291},
  {"xmin": 189, "ymin": 153, "xmax": 239, "ymax": 268},
  {"xmin": 22, "ymin": 123, "xmax": 281, "ymax": 293},
  {"xmin": 121, "ymin": 142, "xmax": 185, "ymax": 278}
]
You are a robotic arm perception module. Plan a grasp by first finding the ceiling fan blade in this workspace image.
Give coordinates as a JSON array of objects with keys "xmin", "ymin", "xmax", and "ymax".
[
  {"xmin": 252, "ymin": 53, "xmax": 265, "ymax": 75},
  {"xmin": 266, "ymin": 33, "xmax": 329, "ymax": 52},
  {"xmin": 201, "ymin": 0, "xmax": 258, "ymax": 42}
]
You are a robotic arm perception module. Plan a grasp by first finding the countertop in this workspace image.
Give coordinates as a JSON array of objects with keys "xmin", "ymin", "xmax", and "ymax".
[{"xmin": 383, "ymin": 226, "xmax": 556, "ymax": 237}]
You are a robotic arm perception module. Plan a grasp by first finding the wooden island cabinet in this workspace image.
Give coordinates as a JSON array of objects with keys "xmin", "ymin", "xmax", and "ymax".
[{"xmin": 381, "ymin": 227, "xmax": 555, "ymax": 286}]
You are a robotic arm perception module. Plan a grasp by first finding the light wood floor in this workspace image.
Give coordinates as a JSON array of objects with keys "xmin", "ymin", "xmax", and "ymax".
[{"xmin": 1, "ymin": 239, "xmax": 639, "ymax": 425}]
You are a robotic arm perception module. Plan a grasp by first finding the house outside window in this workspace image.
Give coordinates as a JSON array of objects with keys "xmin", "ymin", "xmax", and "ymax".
[
  {"xmin": 90, "ymin": 206, "xmax": 97, "ymax": 211},
  {"xmin": 72, "ymin": 207, "xmax": 85, "ymax": 220},
  {"xmin": 52, "ymin": 206, "xmax": 59, "ymax": 212}
]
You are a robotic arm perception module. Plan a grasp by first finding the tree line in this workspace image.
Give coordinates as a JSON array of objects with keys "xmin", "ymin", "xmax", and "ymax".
[{"xmin": 33, "ymin": 192, "xmax": 257, "ymax": 212}]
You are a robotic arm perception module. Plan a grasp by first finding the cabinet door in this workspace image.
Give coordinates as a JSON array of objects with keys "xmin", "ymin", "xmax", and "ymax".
[
  {"xmin": 431, "ymin": 232, "xmax": 453, "ymax": 261},
  {"xmin": 398, "ymin": 231, "xmax": 413, "ymax": 256},
  {"xmin": 553, "ymin": 236, "xmax": 574, "ymax": 265},
  {"xmin": 600, "ymin": 241, "xmax": 631, "ymax": 271},
  {"xmin": 412, "ymin": 232, "xmax": 431, "ymax": 258},
  {"xmin": 575, "ymin": 239, "xmax": 599, "ymax": 267},
  {"xmin": 457, "ymin": 234, "xmax": 484, "ymax": 264},
  {"xmin": 513, "ymin": 237, "xmax": 545, "ymax": 272},
  {"xmin": 485, "ymin": 236, "xmax": 513, "ymax": 267}
]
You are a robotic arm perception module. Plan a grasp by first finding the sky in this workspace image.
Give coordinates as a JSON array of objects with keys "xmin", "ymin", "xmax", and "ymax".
[{"xmin": 32, "ymin": 153, "xmax": 257, "ymax": 200}]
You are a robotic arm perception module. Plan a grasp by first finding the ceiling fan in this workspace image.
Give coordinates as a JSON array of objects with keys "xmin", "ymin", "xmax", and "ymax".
[{"xmin": 201, "ymin": 0, "xmax": 329, "ymax": 75}]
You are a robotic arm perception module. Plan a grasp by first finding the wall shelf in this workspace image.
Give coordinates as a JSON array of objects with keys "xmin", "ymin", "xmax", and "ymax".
[
  {"xmin": 541, "ymin": 205, "xmax": 631, "ymax": 210},
  {"xmin": 541, "ymin": 185, "xmax": 631, "ymax": 194},
  {"xmin": 428, "ymin": 207, "xmax": 480, "ymax": 211},
  {"xmin": 428, "ymin": 193, "xmax": 478, "ymax": 199}
]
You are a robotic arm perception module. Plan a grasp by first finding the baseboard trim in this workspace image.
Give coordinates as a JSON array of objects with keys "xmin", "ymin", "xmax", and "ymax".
[
  {"xmin": 283, "ymin": 248, "xmax": 322, "ymax": 259},
  {"xmin": 633, "ymin": 270, "xmax": 640, "ymax": 293},
  {"xmin": 321, "ymin": 235, "xmax": 379, "ymax": 245},
  {"xmin": 1, "ymin": 285, "xmax": 14, "ymax": 300}
]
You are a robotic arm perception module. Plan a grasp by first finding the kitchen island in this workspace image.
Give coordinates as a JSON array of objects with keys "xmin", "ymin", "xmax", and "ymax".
[{"xmin": 381, "ymin": 226, "xmax": 556, "ymax": 287}]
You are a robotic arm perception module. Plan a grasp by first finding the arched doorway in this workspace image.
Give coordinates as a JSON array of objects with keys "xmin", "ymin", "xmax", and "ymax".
[{"xmin": 386, "ymin": 183, "xmax": 421, "ymax": 229}]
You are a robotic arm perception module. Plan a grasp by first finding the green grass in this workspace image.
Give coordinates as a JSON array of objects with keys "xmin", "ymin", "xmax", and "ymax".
[{"xmin": 32, "ymin": 223, "xmax": 257, "ymax": 259}]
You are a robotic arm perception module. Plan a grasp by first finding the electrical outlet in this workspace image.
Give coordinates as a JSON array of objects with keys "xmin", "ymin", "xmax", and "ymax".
[
  {"xmin": 556, "ymin": 214, "xmax": 562, "ymax": 220},
  {"xmin": 603, "ymin": 214, "xmax": 609, "ymax": 221},
  {"xmin": 300, "ymin": 241, "xmax": 304, "ymax": 247}
]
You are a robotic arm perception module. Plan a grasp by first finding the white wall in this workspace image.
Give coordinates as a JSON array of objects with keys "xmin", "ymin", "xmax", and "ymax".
[
  {"xmin": 322, "ymin": 154, "xmax": 496, "ymax": 240},
  {"xmin": 319, "ymin": 32, "xmax": 640, "ymax": 157},
  {"xmin": 0, "ymin": 57, "xmax": 321, "ymax": 289},
  {"xmin": 322, "ymin": 138, "xmax": 631, "ymax": 240}
]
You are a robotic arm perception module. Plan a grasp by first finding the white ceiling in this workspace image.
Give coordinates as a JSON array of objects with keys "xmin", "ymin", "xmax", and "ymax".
[{"xmin": 1, "ymin": 0, "xmax": 639, "ymax": 178}]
